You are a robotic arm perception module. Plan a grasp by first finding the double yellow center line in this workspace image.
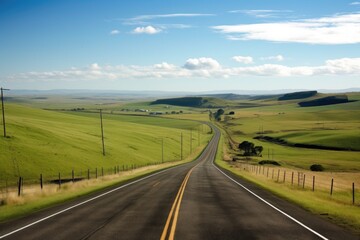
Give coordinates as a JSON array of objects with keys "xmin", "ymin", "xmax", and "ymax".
[{"xmin": 160, "ymin": 165, "xmax": 197, "ymax": 240}]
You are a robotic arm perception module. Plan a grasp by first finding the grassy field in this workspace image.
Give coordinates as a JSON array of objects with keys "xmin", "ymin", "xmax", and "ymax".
[
  {"xmin": 221, "ymin": 93, "xmax": 360, "ymax": 171},
  {"xmin": 0, "ymin": 103, "xmax": 212, "ymax": 188}
]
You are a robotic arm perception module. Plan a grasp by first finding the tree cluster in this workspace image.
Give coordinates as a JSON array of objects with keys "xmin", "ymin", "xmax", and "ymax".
[
  {"xmin": 213, "ymin": 108, "xmax": 224, "ymax": 121},
  {"xmin": 238, "ymin": 141, "xmax": 263, "ymax": 156}
]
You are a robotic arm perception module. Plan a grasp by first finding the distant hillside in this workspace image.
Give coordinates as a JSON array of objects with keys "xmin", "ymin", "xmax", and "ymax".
[
  {"xmin": 278, "ymin": 91, "xmax": 318, "ymax": 101},
  {"xmin": 200, "ymin": 93, "xmax": 250, "ymax": 100},
  {"xmin": 298, "ymin": 95, "xmax": 349, "ymax": 107},
  {"xmin": 151, "ymin": 97, "xmax": 228, "ymax": 108}
]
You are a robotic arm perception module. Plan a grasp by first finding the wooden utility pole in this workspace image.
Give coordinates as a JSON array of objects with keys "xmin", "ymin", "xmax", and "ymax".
[
  {"xmin": 100, "ymin": 109, "xmax": 105, "ymax": 156},
  {"xmin": 161, "ymin": 138, "xmax": 164, "ymax": 163},
  {"xmin": 181, "ymin": 132, "xmax": 183, "ymax": 160},
  {"xmin": 190, "ymin": 129, "xmax": 192, "ymax": 153},
  {"xmin": 1, "ymin": 87, "xmax": 10, "ymax": 137}
]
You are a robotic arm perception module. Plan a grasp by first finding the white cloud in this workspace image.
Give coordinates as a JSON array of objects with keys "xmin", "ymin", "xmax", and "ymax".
[
  {"xmin": 229, "ymin": 9, "xmax": 293, "ymax": 18},
  {"xmin": 350, "ymin": 2, "xmax": 360, "ymax": 5},
  {"xmin": 212, "ymin": 12, "xmax": 360, "ymax": 44},
  {"xmin": 110, "ymin": 29, "xmax": 120, "ymax": 35},
  {"xmin": 132, "ymin": 26, "xmax": 162, "ymax": 34},
  {"xmin": 261, "ymin": 55, "xmax": 284, "ymax": 62},
  {"xmin": 7, "ymin": 58, "xmax": 360, "ymax": 82},
  {"xmin": 183, "ymin": 57, "xmax": 220, "ymax": 70},
  {"xmin": 232, "ymin": 56, "xmax": 254, "ymax": 64},
  {"xmin": 124, "ymin": 13, "xmax": 215, "ymax": 25}
]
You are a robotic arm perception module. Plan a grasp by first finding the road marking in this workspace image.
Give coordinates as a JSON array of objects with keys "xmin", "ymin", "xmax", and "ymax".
[
  {"xmin": 212, "ymin": 162, "xmax": 329, "ymax": 240},
  {"xmin": 152, "ymin": 181, "xmax": 160, "ymax": 187},
  {"xmin": 0, "ymin": 167, "xmax": 175, "ymax": 239},
  {"xmin": 160, "ymin": 165, "xmax": 197, "ymax": 240}
]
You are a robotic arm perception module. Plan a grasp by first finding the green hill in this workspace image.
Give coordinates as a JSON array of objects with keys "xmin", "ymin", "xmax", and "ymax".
[
  {"xmin": 151, "ymin": 97, "xmax": 229, "ymax": 108},
  {"xmin": 278, "ymin": 91, "xmax": 318, "ymax": 101},
  {"xmin": 298, "ymin": 95, "xmax": 349, "ymax": 107},
  {"xmin": 0, "ymin": 104, "xmax": 211, "ymax": 187}
]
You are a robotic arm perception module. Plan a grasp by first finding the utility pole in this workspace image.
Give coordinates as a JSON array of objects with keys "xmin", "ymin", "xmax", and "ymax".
[
  {"xmin": 1, "ymin": 87, "xmax": 10, "ymax": 138},
  {"xmin": 198, "ymin": 127, "xmax": 200, "ymax": 146},
  {"xmin": 181, "ymin": 132, "xmax": 183, "ymax": 160},
  {"xmin": 99, "ymin": 109, "xmax": 105, "ymax": 156},
  {"xmin": 190, "ymin": 129, "xmax": 192, "ymax": 153},
  {"xmin": 161, "ymin": 138, "xmax": 164, "ymax": 163}
]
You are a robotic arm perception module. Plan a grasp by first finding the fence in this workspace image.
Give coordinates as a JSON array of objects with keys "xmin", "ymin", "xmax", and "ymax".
[
  {"xmin": 0, "ymin": 161, "xmax": 165, "ymax": 200},
  {"xmin": 234, "ymin": 162, "xmax": 359, "ymax": 206}
]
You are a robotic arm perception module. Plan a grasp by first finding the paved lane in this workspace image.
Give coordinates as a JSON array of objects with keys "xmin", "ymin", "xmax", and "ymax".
[{"xmin": 0, "ymin": 125, "xmax": 357, "ymax": 240}]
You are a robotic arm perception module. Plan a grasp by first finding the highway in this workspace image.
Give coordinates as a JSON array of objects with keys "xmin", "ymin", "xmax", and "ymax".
[{"xmin": 0, "ymin": 126, "xmax": 357, "ymax": 240}]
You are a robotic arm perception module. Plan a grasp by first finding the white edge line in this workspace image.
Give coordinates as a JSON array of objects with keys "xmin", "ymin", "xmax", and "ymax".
[
  {"xmin": 212, "ymin": 162, "xmax": 329, "ymax": 240},
  {"xmin": 0, "ymin": 168, "xmax": 171, "ymax": 239}
]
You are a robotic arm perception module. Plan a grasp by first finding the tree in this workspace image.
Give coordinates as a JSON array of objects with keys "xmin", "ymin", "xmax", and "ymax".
[
  {"xmin": 214, "ymin": 108, "xmax": 225, "ymax": 121},
  {"xmin": 239, "ymin": 141, "xmax": 263, "ymax": 156},
  {"xmin": 238, "ymin": 141, "xmax": 254, "ymax": 156}
]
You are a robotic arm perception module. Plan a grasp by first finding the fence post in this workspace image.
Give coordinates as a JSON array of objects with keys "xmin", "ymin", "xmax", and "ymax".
[
  {"xmin": 58, "ymin": 173, "xmax": 61, "ymax": 188},
  {"xmin": 303, "ymin": 174, "xmax": 306, "ymax": 189},
  {"xmin": 272, "ymin": 169, "xmax": 274, "ymax": 179},
  {"xmin": 266, "ymin": 168, "xmax": 269, "ymax": 178},
  {"xmin": 291, "ymin": 172, "xmax": 294, "ymax": 186},
  {"xmin": 18, "ymin": 177, "xmax": 22, "ymax": 196},
  {"xmin": 330, "ymin": 178, "xmax": 334, "ymax": 196},
  {"xmin": 353, "ymin": 182, "xmax": 355, "ymax": 205},
  {"xmin": 40, "ymin": 174, "xmax": 43, "ymax": 190},
  {"xmin": 312, "ymin": 176, "xmax": 315, "ymax": 191},
  {"xmin": 283, "ymin": 171, "xmax": 286, "ymax": 183},
  {"xmin": 277, "ymin": 169, "xmax": 280, "ymax": 182}
]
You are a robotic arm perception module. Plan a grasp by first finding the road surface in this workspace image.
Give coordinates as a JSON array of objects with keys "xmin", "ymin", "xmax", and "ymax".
[{"xmin": 0, "ymin": 126, "xmax": 357, "ymax": 239}]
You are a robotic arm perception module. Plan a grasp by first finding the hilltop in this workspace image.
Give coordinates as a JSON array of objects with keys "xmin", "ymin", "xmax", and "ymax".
[{"xmin": 150, "ymin": 97, "xmax": 231, "ymax": 108}]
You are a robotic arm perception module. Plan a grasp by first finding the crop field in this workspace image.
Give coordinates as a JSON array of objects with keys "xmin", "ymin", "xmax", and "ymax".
[{"xmin": 0, "ymin": 103, "xmax": 212, "ymax": 188}]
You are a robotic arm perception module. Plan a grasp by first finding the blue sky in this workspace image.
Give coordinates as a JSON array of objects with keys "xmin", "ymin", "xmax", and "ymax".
[{"xmin": 1, "ymin": 0, "xmax": 360, "ymax": 91}]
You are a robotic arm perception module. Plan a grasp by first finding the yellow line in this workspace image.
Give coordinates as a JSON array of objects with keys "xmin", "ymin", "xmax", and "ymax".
[
  {"xmin": 160, "ymin": 163, "xmax": 199, "ymax": 240},
  {"xmin": 160, "ymin": 173, "xmax": 188, "ymax": 240},
  {"xmin": 169, "ymin": 168, "xmax": 194, "ymax": 240},
  {"xmin": 153, "ymin": 182, "xmax": 160, "ymax": 187}
]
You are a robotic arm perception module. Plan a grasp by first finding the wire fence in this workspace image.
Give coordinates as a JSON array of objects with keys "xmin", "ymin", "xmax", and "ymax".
[
  {"xmin": 0, "ymin": 161, "xmax": 166, "ymax": 201},
  {"xmin": 233, "ymin": 162, "xmax": 359, "ymax": 206}
]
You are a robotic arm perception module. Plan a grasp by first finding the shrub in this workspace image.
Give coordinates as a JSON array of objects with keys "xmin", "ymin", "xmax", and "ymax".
[
  {"xmin": 310, "ymin": 164, "xmax": 324, "ymax": 171},
  {"xmin": 258, "ymin": 160, "xmax": 281, "ymax": 166}
]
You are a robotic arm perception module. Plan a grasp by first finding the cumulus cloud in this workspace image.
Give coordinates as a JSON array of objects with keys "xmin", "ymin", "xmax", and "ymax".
[
  {"xmin": 110, "ymin": 29, "xmax": 120, "ymax": 35},
  {"xmin": 212, "ymin": 12, "xmax": 360, "ymax": 44},
  {"xmin": 232, "ymin": 56, "xmax": 254, "ymax": 64},
  {"xmin": 7, "ymin": 58, "xmax": 360, "ymax": 82},
  {"xmin": 132, "ymin": 26, "xmax": 162, "ymax": 34},
  {"xmin": 261, "ymin": 55, "xmax": 284, "ymax": 62},
  {"xmin": 183, "ymin": 57, "xmax": 220, "ymax": 70}
]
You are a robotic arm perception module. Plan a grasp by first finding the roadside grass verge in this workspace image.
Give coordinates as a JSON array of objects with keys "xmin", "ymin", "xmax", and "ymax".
[{"xmin": 215, "ymin": 128, "xmax": 360, "ymax": 235}]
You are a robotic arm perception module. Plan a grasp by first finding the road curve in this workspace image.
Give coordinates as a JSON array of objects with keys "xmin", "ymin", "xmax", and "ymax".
[{"xmin": 0, "ymin": 125, "xmax": 357, "ymax": 240}]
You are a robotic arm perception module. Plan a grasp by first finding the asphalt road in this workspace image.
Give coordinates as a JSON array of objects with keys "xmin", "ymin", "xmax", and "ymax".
[{"xmin": 0, "ymin": 126, "xmax": 357, "ymax": 240}]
